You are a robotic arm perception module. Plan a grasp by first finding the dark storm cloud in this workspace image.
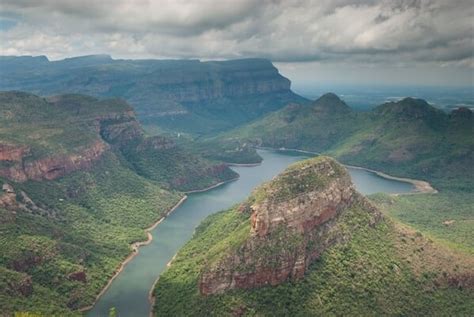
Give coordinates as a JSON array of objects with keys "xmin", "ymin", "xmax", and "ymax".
[{"xmin": 0, "ymin": 0, "xmax": 472, "ymax": 68}]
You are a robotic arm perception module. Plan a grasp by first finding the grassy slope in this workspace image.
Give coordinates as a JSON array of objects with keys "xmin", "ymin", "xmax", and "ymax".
[
  {"xmin": 153, "ymin": 202, "xmax": 473, "ymax": 316},
  {"xmin": 120, "ymin": 139, "xmax": 238, "ymax": 192},
  {"xmin": 0, "ymin": 91, "xmax": 238, "ymax": 192},
  {"xmin": 372, "ymin": 192, "xmax": 474, "ymax": 255}
]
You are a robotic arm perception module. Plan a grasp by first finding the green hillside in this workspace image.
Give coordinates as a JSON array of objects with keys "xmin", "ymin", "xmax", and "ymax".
[
  {"xmin": 217, "ymin": 93, "xmax": 474, "ymax": 191},
  {"xmin": 0, "ymin": 91, "xmax": 237, "ymax": 191},
  {"xmin": 153, "ymin": 157, "xmax": 473, "ymax": 316},
  {"xmin": 0, "ymin": 91, "xmax": 236, "ymax": 314}
]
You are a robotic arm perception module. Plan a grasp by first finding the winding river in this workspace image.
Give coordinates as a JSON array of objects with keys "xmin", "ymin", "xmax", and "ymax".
[{"xmin": 87, "ymin": 149, "xmax": 414, "ymax": 317}]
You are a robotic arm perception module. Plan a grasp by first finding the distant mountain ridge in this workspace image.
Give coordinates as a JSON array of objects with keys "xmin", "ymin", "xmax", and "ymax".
[{"xmin": 0, "ymin": 55, "xmax": 307, "ymax": 134}]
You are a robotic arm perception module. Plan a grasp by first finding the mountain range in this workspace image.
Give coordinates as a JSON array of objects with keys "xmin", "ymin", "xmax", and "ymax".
[
  {"xmin": 0, "ymin": 56, "xmax": 472, "ymax": 316},
  {"xmin": 0, "ymin": 55, "xmax": 306, "ymax": 135},
  {"xmin": 215, "ymin": 93, "xmax": 473, "ymax": 191}
]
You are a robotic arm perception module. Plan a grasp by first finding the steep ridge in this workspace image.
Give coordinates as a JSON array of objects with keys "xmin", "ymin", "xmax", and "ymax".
[
  {"xmin": 215, "ymin": 94, "xmax": 474, "ymax": 191},
  {"xmin": 198, "ymin": 157, "xmax": 380, "ymax": 295},
  {"xmin": 153, "ymin": 157, "xmax": 474, "ymax": 316},
  {"xmin": 0, "ymin": 55, "xmax": 307, "ymax": 134}
]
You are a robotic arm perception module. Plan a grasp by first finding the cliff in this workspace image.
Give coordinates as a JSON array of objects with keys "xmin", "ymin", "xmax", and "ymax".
[
  {"xmin": 153, "ymin": 156, "xmax": 473, "ymax": 316},
  {"xmin": 0, "ymin": 91, "xmax": 238, "ymax": 314},
  {"xmin": 0, "ymin": 140, "xmax": 108, "ymax": 182},
  {"xmin": 0, "ymin": 91, "xmax": 237, "ymax": 190},
  {"xmin": 0, "ymin": 56, "xmax": 307, "ymax": 134},
  {"xmin": 198, "ymin": 157, "xmax": 380, "ymax": 295}
]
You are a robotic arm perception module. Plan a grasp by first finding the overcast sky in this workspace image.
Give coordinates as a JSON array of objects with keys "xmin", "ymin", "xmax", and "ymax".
[{"xmin": 0, "ymin": 0, "xmax": 473, "ymax": 87}]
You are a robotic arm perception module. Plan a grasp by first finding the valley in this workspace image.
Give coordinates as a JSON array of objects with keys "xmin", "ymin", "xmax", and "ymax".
[
  {"xmin": 153, "ymin": 154, "xmax": 473, "ymax": 317},
  {"xmin": 88, "ymin": 149, "xmax": 424, "ymax": 317},
  {"xmin": 0, "ymin": 57, "xmax": 472, "ymax": 317},
  {"xmin": 1, "ymin": 1, "xmax": 473, "ymax": 316}
]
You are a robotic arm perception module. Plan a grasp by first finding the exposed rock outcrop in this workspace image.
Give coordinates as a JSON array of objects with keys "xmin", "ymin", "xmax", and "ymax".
[
  {"xmin": 0, "ymin": 140, "xmax": 109, "ymax": 182},
  {"xmin": 0, "ymin": 144, "xmax": 30, "ymax": 162},
  {"xmin": 0, "ymin": 56, "xmax": 306, "ymax": 134},
  {"xmin": 199, "ymin": 157, "xmax": 380, "ymax": 295},
  {"xmin": 97, "ymin": 111, "xmax": 143, "ymax": 145},
  {"xmin": 0, "ymin": 182, "xmax": 56, "ymax": 218}
]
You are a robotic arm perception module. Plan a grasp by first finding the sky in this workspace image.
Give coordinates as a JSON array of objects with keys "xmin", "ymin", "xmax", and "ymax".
[{"xmin": 0, "ymin": 0, "xmax": 473, "ymax": 87}]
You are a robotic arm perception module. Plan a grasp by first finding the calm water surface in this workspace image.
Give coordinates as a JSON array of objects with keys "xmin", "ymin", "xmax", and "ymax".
[{"xmin": 87, "ymin": 150, "xmax": 414, "ymax": 317}]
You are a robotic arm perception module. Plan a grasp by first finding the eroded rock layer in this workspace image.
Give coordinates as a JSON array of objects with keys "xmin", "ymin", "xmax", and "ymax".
[{"xmin": 199, "ymin": 157, "xmax": 380, "ymax": 295}]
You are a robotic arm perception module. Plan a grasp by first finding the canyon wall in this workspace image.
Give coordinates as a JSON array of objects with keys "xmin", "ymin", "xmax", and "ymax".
[{"xmin": 199, "ymin": 157, "xmax": 381, "ymax": 295}]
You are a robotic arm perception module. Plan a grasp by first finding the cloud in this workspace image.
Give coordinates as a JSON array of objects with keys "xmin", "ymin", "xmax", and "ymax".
[{"xmin": 0, "ymin": 0, "xmax": 472, "ymax": 69}]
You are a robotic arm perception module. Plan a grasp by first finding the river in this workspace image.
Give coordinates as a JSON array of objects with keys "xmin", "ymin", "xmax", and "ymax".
[{"xmin": 87, "ymin": 149, "xmax": 414, "ymax": 317}]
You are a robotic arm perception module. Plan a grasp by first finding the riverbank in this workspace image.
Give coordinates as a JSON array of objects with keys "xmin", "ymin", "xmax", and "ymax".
[
  {"xmin": 344, "ymin": 164, "xmax": 438, "ymax": 194},
  {"xmin": 148, "ymin": 253, "xmax": 178, "ymax": 317},
  {"xmin": 184, "ymin": 176, "xmax": 240, "ymax": 194},
  {"xmin": 82, "ymin": 175, "xmax": 246, "ymax": 314},
  {"xmin": 226, "ymin": 162, "xmax": 262, "ymax": 167},
  {"xmin": 78, "ymin": 195, "xmax": 188, "ymax": 313},
  {"xmin": 257, "ymin": 147, "xmax": 437, "ymax": 195},
  {"xmin": 256, "ymin": 146, "xmax": 320, "ymax": 156}
]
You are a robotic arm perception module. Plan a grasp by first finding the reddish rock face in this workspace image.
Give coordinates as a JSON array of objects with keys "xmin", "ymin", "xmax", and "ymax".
[
  {"xmin": 0, "ymin": 140, "xmax": 108, "ymax": 182},
  {"xmin": 199, "ymin": 157, "xmax": 380, "ymax": 296},
  {"xmin": 0, "ymin": 143, "xmax": 30, "ymax": 162}
]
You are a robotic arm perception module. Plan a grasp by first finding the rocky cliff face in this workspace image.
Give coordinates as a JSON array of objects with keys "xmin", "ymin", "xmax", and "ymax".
[
  {"xmin": 199, "ymin": 157, "xmax": 380, "ymax": 295},
  {"xmin": 0, "ymin": 56, "xmax": 306, "ymax": 134},
  {"xmin": 0, "ymin": 140, "xmax": 109, "ymax": 182},
  {"xmin": 0, "ymin": 93, "xmax": 143, "ymax": 183}
]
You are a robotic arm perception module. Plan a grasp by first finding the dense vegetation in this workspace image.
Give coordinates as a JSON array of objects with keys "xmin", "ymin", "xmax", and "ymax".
[
  {"xmin": 119, "ymin": 137, "xmax": 238, "ymax": 192},
  {"xmin": 372, "ymin": 192, "xmax": 474, "ymax": 255},
  {"xmin": 153, "ymin": 198, "xmax": 473, "ymax": 316},
  {"xmin": 0, "ymin": 91, "xmax": 237, "ymax": 314},
  {"xmin": 0, "ymin": 152, "xmax": 182, "ymax": 314},
  {"xmin": 154, "ymin": 123, "xmax": 474, "ymax": 316},
  {"xmin": 212, "ymin": 93, "xmax": 473, "ymax": 192}
]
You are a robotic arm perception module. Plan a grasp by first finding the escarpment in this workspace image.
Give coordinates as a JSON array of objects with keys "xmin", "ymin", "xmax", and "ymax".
[
  {"xmin": 0, "ymin": 140, "xmax": 109, "ymax": 182},
  {"xmin": 0, "ymin": 91, "xmax": 238, "ymax": 191},
  {"xmin": 0, "ymin": 56, "xmax": 307, "ymax": 134},
  {"xmin": 199, "ymin": 157, "xmax": 381, "ymax": 295}
]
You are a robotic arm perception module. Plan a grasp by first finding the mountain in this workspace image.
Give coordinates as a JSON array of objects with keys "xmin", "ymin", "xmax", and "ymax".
[
  {"xmin": 0, "ymin": 55, "xmax": 307, "ymax": 135},
  {"xmin": 220, "ymin": 92, "xmax": 358, "ymax": 152},
  {"xmin": 153, "ymin": 156, "xmax": 473, "ymax": 316},
  {"xmin": 0, "ymin": 91, "xmax": 236, "ymax": 314},
  {"xmin": 217, "ymin": 94, "xmax": 474, "ymax": 191},
  {"xmin": 0, "ymin": 91, "xmax": 236, "ymax": 191}
]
